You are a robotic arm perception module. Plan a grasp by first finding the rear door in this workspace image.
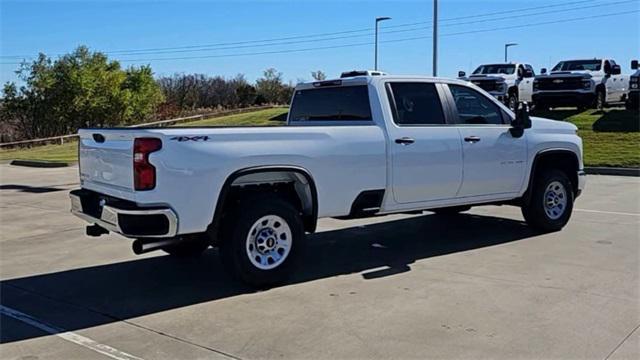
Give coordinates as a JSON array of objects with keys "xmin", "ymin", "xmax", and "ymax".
[
  {"xmin": 444, "ymin": 84, "xmax": 526, "ymax": 198},
  {"xmin": 385, "ymin": 81, "xmax": 463, "ymax": 204}
]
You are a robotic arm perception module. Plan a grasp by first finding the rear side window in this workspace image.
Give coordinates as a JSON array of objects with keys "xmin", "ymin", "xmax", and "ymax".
[
  {"xmin": 289, "ymin": 85, "xmax": 372, "ymax": 121},
  {"xmin": 387, "ymin": 82, "xmax": 446, "ymax": 125},
  {"xmin": 448, "ymin": 84, "xmax": 505, "ymax": 125}
]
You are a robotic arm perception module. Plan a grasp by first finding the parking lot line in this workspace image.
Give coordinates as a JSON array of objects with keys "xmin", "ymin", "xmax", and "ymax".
[
  {"xmin": 574, "ymin": 208, "xmax": 640, "ymax": 217},
  {"xmin": 0, "ymin": 305, "xmax": 144, "ymax": 360}
]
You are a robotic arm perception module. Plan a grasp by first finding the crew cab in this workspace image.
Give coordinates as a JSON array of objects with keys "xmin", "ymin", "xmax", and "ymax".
[
  {"xmin": 533, "ymin": 58, "xmax": 629, "ymax": 110},
  {"xmin": 458, "ymin": 63, "xmax": 535, "ymax": 110},
  {"xmin": 70, "ymin": 73, "xmax": 586, "ymax": 286},
  {"xmin": 627, "ymin": 60, "xmax": 639, "ymax": 110}
]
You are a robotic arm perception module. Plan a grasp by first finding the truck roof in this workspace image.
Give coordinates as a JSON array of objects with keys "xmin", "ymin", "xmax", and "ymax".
[{"xmin": 295, "ymin": 74, "xmax": 470, "ymax": 90}]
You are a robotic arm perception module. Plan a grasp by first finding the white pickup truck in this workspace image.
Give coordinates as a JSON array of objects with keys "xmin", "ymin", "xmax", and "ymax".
[
  {"xmin": 70, "ymin": 73, "xmax": 586, "ymax": 286},
  {"xmin": 458, "ymin": 63, "xmax": 535, "ymax": 110},
  {"xmin": 533, "ymin": 58, "xmax": 629, "ymax": 110}
]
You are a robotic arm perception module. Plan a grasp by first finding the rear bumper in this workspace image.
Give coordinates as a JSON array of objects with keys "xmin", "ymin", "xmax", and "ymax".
[
  {"xmin": 70, "ymin": 189, "xmax": 178, "ymax": 238},
  {"xmin": 533, "ymin": 91, "xmax": 595, "ymax": 107}
]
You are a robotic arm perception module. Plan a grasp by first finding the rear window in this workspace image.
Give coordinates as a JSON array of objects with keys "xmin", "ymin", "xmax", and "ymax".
[{"xmin": 289, "ymin": 85, "xmax": 372, "ymax": 122}]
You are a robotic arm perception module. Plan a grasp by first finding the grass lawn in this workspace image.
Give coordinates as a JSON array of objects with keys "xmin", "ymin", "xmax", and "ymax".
[
  {"xmin": 532, "ymin": 108, "xmax": 640, "ymax": 167},
  {"xmin": 0, "ymin": 107, "xmax": 288, "ymax": 164},
  {"xmin": 1, "ymin": 106, "xmax": 638, "ymax": 168}
]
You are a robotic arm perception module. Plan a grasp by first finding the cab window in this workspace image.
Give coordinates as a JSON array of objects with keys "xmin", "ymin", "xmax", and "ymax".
[
  {"xmin": 387, "ymin": 82, "xmax": 446, "ymax": 126},
  {"xmin": 448, "ymin": 85, "xmax": 505, "ymax": 125}
]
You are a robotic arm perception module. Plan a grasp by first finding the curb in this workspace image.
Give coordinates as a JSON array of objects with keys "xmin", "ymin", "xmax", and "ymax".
[
  {"xmin": 10, "ymin": 160, "xmax": 71, "ymax": 168},
  {"xmin": 585, "ymin": 167, "xmax": 640, "ymax": 177}
]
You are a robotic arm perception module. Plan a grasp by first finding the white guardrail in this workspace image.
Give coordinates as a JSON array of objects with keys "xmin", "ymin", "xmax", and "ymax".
[{"xmin": 0, "ymin": 105, "xmax": 278, "ymax": 149}]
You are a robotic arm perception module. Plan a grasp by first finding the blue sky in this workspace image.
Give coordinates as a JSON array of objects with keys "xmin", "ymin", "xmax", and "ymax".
[{"xmin": 1, "ymin": 0, "xmax": 639, "ymax": 86}]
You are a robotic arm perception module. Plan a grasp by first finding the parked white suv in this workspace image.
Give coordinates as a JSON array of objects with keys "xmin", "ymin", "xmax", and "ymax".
[
  {"xmin": 533, "ymin": 58, "xmax": 629, "ymax": 110},
  {"xmin": 458, "ymin": 63, "xmax": 535, "ymax": 110},
  {"xmin": 70, "ymin": 73, "xmax": 586, "ymax": 286}
]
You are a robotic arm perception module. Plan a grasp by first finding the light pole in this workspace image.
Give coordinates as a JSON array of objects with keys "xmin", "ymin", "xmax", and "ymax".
[
  {"xmin": 433, "ymin": 0, "xmax": 438, "ymax": 76},
  {"xmin": 375, "ymin": 16, "xmax": 391, "ymax": 70},
  {"xmin": 504, "ymin": 43, "xmax": 518, "ymax": 63}
]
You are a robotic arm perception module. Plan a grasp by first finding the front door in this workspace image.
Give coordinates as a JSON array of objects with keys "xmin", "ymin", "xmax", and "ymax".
[
  {"xmin": 445, "ymin": 84, "xmax": 527, "ymax": 197},
  {"xmin": 518, "ymin": 64, "xmax": 535, "ymax": 102},
  {"xmin": 386, "ymin": 82, "xmax": 463, "ymax": 204}
]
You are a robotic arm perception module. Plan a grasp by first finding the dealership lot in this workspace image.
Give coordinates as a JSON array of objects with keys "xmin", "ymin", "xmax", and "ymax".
[{"xmin": 0, "ymin": 164, "xmax": 638, "ymax": 360}]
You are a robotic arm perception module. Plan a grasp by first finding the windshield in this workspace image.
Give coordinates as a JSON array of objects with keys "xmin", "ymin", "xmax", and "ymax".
[
  {"xmin": 472, "ymin": 64, "xmax": 516, "ymax": 75},
  {"xmin": 552, "ymin": 60, "xmax": 602, "ymax": 72}
]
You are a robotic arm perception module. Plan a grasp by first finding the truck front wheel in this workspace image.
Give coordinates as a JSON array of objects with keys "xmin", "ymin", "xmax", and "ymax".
[
  {"xmin": 521, "ymin": 169, "xmax": 574, "ymax": 232},
  {"xmin": 595, "ymin": 89, "xmax": 606, "ymax": 110},
  {"xmin": 220, "ymin": 195, "xmax": 304, "ymax": 287},
  {"xmin": 508, "ymin": 92, "xmax": 519, "ymax": 111}
]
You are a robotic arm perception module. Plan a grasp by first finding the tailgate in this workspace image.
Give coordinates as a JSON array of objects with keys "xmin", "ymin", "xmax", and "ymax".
[{"xmin": 78, "ymin": 129, "xmax": 136, "ymax": 193}]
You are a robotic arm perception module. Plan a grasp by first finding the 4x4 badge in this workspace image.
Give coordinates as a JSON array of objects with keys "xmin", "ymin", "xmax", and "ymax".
[{"xmin": 170, "ymin": 136, "xmax": 210, "ymax": 142}]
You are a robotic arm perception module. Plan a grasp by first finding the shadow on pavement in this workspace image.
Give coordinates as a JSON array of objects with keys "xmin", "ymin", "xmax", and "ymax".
[
  {"xmin": 1, "ymin": 212, "xmax": 537, "ymax": 343},
  {"xmin": 0, "ymin": 184, "xmax": 66, "ymax": 193}
]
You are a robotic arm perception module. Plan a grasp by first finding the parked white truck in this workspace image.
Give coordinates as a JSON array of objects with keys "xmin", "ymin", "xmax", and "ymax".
[
  {"xmin": 458, "ymin": 63, "xmax": 535, "ymax": 110},
  {"xmin": 70, "ymin": 73, "xmax": 586, "ymax": 286},
  {"xmin": 533, "ymin": 58, "xmax": 629, "ymax": 110}
]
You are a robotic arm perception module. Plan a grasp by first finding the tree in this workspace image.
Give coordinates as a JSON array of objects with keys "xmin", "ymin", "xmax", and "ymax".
[
  {"xmin": 255, "ymin": 68, "xmax": 292, "ymax": 104},
  {"xmin": 0, "ymin": 46, "xmax": 164, "ymax": 139},
  {"xmin": 311, "ymin": 70, "xmax": 326, "ymax": 80}
]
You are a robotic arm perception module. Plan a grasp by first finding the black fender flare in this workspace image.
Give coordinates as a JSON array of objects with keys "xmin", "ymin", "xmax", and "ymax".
[
  {"xmin": 522, "ymin": 149, "xmax": 580, "ymax": 205},
  {"xmin": 208, "ymin": 165, "xmax": 319, "ymax": 241}
]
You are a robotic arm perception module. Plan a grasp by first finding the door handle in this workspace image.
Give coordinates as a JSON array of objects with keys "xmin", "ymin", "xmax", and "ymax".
[
  {"xmin": 395, "ymin": 137, "xmax": 415, "ymax": 145},
  {"xmin": 464, "ymin": 136, "xmax": 481, "ymax": 143}
]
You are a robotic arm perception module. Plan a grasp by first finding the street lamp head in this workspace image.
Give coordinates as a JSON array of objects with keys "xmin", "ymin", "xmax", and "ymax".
[
  {"xmin": 505, "ymin": 43, "xmax": 518, "ymax": 47},
  {"xmin": 376, "ymin": 16, "xmax": 392, "ymax": 22}
]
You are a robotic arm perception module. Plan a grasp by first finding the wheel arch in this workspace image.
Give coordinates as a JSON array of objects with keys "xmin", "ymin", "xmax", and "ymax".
[
  {"xmin": 208, "ymin": 165, "xmax": 319, "ymax": 243},
  {"xmin": 523, "ymin": 149, "xmax": 580, "ymax": 204}
]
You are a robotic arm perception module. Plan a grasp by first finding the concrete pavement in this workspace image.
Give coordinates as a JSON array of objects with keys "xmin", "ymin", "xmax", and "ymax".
[{"xmin": 0, "ymin": 164, "xmax": 638, "ymax": 359}]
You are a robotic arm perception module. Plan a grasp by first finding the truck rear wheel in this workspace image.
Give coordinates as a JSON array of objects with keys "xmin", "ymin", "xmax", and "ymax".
[
  {"xmin": 521, "ymin": 169, "xmax": 574, "ymax": 232},
  {"xmin": 220, "ymin": 195, "xmax": 304, "ymax": 287}
]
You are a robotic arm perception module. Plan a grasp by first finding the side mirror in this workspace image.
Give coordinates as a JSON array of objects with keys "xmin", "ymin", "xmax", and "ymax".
[
  {"xmin": 540, "ymin": 68, "xmax": 547, "ymax": 75},
  {"xmin": 458, "ymin": 71, "xmax": 466, "ymax": 78},
  {"xmin": 632, "ymin": 60, "xmax": 639, "ymax": 70},
  {"xmin": 611, "ymin": 64, "xmax": 621, "ymax": 75},
  {"xmin": 524, "ymin": 69, "xmax": 534, "ymax": 78},
  {"xmin": 510, "ymin": 102, "xmax": 532, "ymax": 138}
]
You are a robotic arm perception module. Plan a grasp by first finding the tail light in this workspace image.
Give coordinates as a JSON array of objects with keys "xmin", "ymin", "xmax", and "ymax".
[{"xmin": 134, "ymin": 138, "xmax": 162, "ymax": 191}]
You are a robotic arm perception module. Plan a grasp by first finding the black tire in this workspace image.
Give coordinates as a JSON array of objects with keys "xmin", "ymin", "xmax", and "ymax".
[
  {"xmin": 432, "ymin": 205, "xmax": 472, "ymax": 215},
  {"xmin": 162, "ymin": 234, "xmax": 210, "ymax": 257},
  {"xmin": 219, "ymin": 195, "xmax": 304, "ymax": 287},
  {"xmin": 508, "ymin": 92, "xmax": 519, "ymax": 111},
  {"xmin": 595, "ymin": 89, "xmax": 606, "ymax": 111},
  {"xmin": 521, "ymin": 169, "xmax": 574, "ymax": 232}
]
